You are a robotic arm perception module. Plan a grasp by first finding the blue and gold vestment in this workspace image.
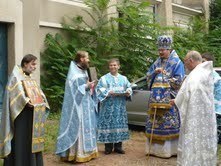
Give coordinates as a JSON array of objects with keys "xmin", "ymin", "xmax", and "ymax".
[{"xmin": 146, "ymin": 50, "xmax": 185, "ymax": 141}]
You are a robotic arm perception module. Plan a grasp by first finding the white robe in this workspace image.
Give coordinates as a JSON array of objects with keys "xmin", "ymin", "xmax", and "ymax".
[{"xmin": 175, "ymin": 61, "xmax": 217, "ymax": 166}]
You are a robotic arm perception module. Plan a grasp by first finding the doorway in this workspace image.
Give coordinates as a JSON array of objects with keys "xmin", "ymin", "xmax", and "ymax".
[{"xmin": 0, "ymin": 23, "xmax": 8, "ymax": 116}]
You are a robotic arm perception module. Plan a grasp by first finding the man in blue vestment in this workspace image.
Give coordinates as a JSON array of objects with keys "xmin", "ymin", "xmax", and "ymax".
[
  {"xmin": 145, "ymin": 35, "xmax": 185, "ymax": 158},
  {"xmin": 56, "ymin": 51, "xmax": 98, "ymax": 163}
]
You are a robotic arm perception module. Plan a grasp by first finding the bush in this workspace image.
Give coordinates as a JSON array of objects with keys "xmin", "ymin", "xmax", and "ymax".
[
  {"xmin": 41, "ymin": 0, "xmax": 160, "ymax": 112},
  {"xmin": 41, "ymin": 0, "xmax": 221, "ymax": 112}
]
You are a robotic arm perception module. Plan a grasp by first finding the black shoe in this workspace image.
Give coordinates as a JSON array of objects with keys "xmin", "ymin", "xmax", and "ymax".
[
  {"xmin": 104, "ymin": 150, "xmax": 112, "ymax": 155},
  {"xmin": 114, "ymin": 149, "xmax": 125, "ymax": 154},
  {"xmin": 104, "ymin": 143, "xmax": 113, "ymax": 155}
]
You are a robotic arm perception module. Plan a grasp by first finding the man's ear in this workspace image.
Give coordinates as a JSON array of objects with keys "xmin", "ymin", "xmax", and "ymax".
[{"xmin": 23, "ymin": 62, "xmax": 28, "ymax": 68}]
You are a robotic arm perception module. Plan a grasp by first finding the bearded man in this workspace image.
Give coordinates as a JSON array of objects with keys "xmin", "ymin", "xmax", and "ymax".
[
  {"xmin": 56, "ymin": 51, "xmax": 98, "ymax": 163},
  {"xmin": 145, "ymin": 35, "xmax": 185, "ymax": 158}
]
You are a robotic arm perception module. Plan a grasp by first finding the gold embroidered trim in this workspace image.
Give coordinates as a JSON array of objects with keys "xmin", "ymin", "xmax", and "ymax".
[
  {"xmin": 149, "ymin": 103, "xmax": 172, "ymax": 109},
  {"xmin": 11, "ymin": 99, "xmax": 29, "ymax": 120},
  {"xmin": 9, "ymin": 91, "xmax": 27, "ymax": 107},
  {"xmin": 146, "ymin": 133, "xmax": 179, "ymax": 140},
  {"xmin": 0, "ymin": 99, "xmax": 29, "ymax": 154},
  {"xmin": 32, "ymin": 137, "xmax": 44, "ymax": 144},
  {"xmin": 7, "ymin": 82, "xmax": 22, "ymax": 92},
  {"xmin": 0, "ymin": 132, "xmax": 13, "ymax": 147},
  {"xmin": 61, "ymin": 151, "xmax": 99, "ymax": 163},
  {"xmin": 151, "ymin": 83, "xmax": 170, "ymax": 88},
  {"xmin": 0, "ymin": 151, "xmax": 11, "ymax": 158}
]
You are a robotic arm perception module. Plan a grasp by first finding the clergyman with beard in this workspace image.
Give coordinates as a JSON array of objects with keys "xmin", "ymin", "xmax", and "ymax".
[
  {"xmin": 56, "ymin": 51, "xmax": 98, "ymax": 163},
  {"xmin": 145, "ymin": 35, "xmax": 185, "ymax": 158}
]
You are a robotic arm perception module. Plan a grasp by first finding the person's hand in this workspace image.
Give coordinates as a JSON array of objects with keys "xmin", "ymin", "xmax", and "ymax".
[
  {"xmin": 108, "ymin": 91, "xmax": 114, "ymax": 96},
  {"xmin": 169, "ymin": 99, "xmax": 175, "ymax": 106},
  {"xmin": 155, "ymin": 68, "xmax": 167, "ymax": 74},
  {"xmin": 125, "ymin": 91, "xmax": 130, "ymax": 97},
  {"xmin": 87, "ymin": 80, "xmax": 96, "ymax": 89},
  {"xmin": 27, "ymin": 102, "xmax": 34, "ymax": 108},
  {"xmin": 155, "ymin": 68, "xmax": 163, "ymax": 74}
]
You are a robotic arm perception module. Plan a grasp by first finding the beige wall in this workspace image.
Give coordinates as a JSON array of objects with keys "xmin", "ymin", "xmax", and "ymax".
[
  {"xmin": 175, "ymin": 0, "xmax": 209, "ymax": 23},
  {"xmin": 40, "ymin": 0, "xmax": 93, "ymax": 25},
  {"xmin": 156, "ymin": 0, "xmax": 206, "ymax": 29},
  {"xmin": 157, "ymin": 0, "xmax": 173, "ymax": 26},
  {"xmin": 39, "ymin": 0, "xmax": 95, "ymax": 48},
  {"xmin": 21, "ymin": 0, "xmax": 41, "ymax": 81},
  {"xmin": 173, "ymin": 12, "xmax": 191, "ymax": 27},
  {"xmin": 0, "ymin": 0, "xmax": 209, "ymax": 83},
  {"xmin": 183, "ymin": 0, "xmax": 206, "ymax": 7},
  {"xmin": 0, "ymin": 0, "xmax": 23, "ymax": 73}
]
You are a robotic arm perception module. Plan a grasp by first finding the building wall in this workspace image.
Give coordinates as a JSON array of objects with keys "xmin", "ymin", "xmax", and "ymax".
[
  {"xmin": 0, "ymin": 0, "xmax": 23, "ymax": 73},
  {"xmin": 40, "ymin": 0, "xmax": 93, "ymax": 25},
  {"xmin": 173, "ymin": 0, "xmax": 209, "ymax": 27},
  {"xmin": 0, "ymin": 0, "xmax": 209, "ymax": 82},
  {"xmin": 157, "ymin": 0, "xmax": 208, "ymax": 28},
  {"xmin": 172, "ymin": 4, "xmax": 203, "ymax": 28},
  {"xmin": 183, "ymin": 0, "xmax": 206, "ymax": 7},
  {"xmin": 157, "ymin": 0, "xmax": 173, "ymax": 26},
  {"xmin": 21, "ymin": 0, "xmax": 41, "ymax": 81}
]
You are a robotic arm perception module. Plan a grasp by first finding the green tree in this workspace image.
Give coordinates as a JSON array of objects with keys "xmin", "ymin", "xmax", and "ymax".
[
  {"xmin": 173, "ymin": 16, "xmax": 209, "ymax": 59},
  {"xmin": 208, "ymin": 0, "xmax": 221, "ymax": 66},
  {"xmin": 41, "ymin": 33, "xmax": 74, "ymax": 110},
  {"xmin": 209, "ymin": 0, "xmax": 221, "ymax": 30},
  {"xmin": 173, "ymin": 15, "xmax": 221, "ymax": 66},
  {"xmin": 61, "ymin": 0, "xmax": 160, "ymax": 78},
  {"xmin": 41, "ymin": 0, "xmax": 160, "ymax": 112}
]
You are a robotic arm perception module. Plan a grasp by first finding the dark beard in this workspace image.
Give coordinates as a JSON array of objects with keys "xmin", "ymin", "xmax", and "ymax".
[
  {"xmin": 23, "ymin": 71, "xmax": 30, "ymax": 75},
  {"xmin": 80, "ymin": 63, "xmax": 89, "ymax": 70}
]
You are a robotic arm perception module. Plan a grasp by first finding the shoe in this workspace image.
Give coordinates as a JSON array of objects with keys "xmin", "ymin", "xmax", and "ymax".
[
  {"xmin": 104, "ymin": 150, "xmax": 112, "ymax": 155},
  {"xmin": 114, "ymin": 149, "xmax": 125, "ymax": 154},
  {"xmin": 105, "ymin": 143, "xmax": 113, "ymax": 155}
]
